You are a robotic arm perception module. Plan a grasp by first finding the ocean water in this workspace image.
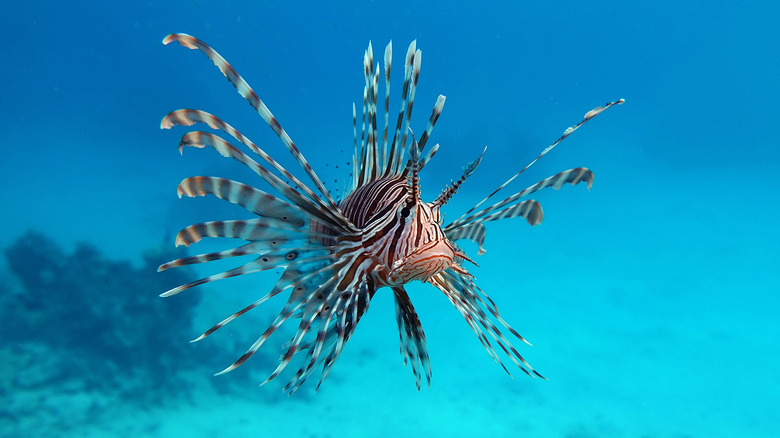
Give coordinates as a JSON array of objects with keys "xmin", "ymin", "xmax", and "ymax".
[{"xmin": 1, "ymin": 1, "xmax": 778, "ymax": 437}]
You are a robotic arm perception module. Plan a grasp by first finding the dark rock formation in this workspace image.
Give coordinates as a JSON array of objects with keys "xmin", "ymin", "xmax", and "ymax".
[{"xmin": 1, "ymin": 231, "xmax": 202, "ymax": 395}]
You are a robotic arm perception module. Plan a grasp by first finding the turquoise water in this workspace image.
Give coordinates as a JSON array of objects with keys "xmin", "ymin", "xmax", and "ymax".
[{"xmin": 1, "ymin": 1, "xmax": 778, "ymax": 436}]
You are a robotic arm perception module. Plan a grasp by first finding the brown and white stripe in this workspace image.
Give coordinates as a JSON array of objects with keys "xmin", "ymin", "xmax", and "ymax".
[{"xmin": 158, "ymin": 33, "xmax": 623, "ymax": 394}]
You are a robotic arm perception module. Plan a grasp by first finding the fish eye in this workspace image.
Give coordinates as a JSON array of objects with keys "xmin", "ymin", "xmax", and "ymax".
[{"xmin": 400, "ymin": 206, "xmax": 410, "ymax": 218}]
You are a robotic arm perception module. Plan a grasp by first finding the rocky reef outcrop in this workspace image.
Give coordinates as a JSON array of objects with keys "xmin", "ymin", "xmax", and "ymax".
[{"xmin": 0, "ymin": 231, "xmax": 204, "ymax": 433}]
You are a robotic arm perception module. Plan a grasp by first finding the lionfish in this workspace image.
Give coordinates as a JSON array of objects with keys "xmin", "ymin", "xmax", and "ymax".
[{"xmin": 158, "ymin": 33, "xmax": 623, "ymax": 394}]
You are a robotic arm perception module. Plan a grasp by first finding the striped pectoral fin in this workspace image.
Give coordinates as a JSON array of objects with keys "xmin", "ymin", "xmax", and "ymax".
[
  {"xmin": 165, "ymin": 109, "xmax": 342, "ymax": 226},
  {"xmin": 164, "ymin": 33, "xmax": 340, "ymax": 210},
  {"xmin": 443, "ymin": 200, "xmax": 541, "ymax": 256},
  {"xmin": 190, "ymin": 269, "xmax": 305, "ymax": 344},
  {"xmin": 159, "ymin": 247, "xmax": 332, "ymax": 297},
  {"xmin": 178, "ymin": 131, "xmax": 351, "ymax": 230},
  {"xmin": 279, "ymin": 283, "xmax": 363, "ymax": 394},
  {"xmin": 271, "ymin": 265, "xmax": 374, "ymax": 393},
  {"xmin": 465, "ymin": 166, "xmax": 592, "ymax": 225},
  {"xmin": 445, "ymin": 223, "xmax": 487, "ymax": 255},
  {"xmin": 214, "ymin": 299, "xmax": 308, "ymax": 376},
  {"xmin": 162, "ymin": 110, "xmax": 250, "ymax": 148},
  {"xmin": 528, "ymin": 167, "xmax": 593, "ymax": 193},
  {"xmin": 162, "ymin": 108, "xmax": 223, "ymax": 130},
  {"xmin": 312, "ymin": 293, "xmax": 362, "ymax": 392},
  {"xmin": 205, "ymin": 254, "xmax": 343, "ymax": 376},
  {"xmin": 283, "ymin": 282, "xmax": 370, "ymax": 395},
  {"xmin": 178, "ymin": 176, "xmax": 307, "ymax": 226},
  {"xmin": 173, "ymin": 218, "xmax": 307, "ymax": 247},
  {"xmin": 446, "ymin": 167, "xmax": 591, "ymax": 230},
  {"xmin": 159, "ymin": 256, "xmax": 266, "ymax": 298},
  {"xmin": 204, "ymin": 251, "xmax": 375, "ymax": 394},
  {"xmin": 449, "ymin": 98, "xmax": 623, "ymax": 228},
  {"xmin": 261, "ymin": 279, "xmax": 340, "ymax": 388},
  {"xmin": 478, "ymin": 199, "xmax": 543, "ymax": 226},
  {"xmin": 431, "ymin": 271, "xmax": 544, "ymax": 380},
  {"xmin": 282, "ymin": 314, "xmax": 338, "ymax": 394},
  {"xmin": 311, "ymin": 259, "xmax": 377, "ymax": 391},
  {"xmin": 158, "ymin": 241, "xmax": 265, "ymax": 271},
  {"xmin": 490, "ymin": 167, "xmax": 592, "ymax": 215},
  {"xmin": 392, "ymin": 286, "xmax": 431, "ymax": 390}
]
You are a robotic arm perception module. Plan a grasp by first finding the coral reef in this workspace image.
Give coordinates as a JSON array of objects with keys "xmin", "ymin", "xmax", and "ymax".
[
  {"xmin": 0, "ymin": 230, "xmax": 205, "ymax": 434},
  {"xmin": 1, "ymin": 230, "xmax": 201, "ymax": 386}
]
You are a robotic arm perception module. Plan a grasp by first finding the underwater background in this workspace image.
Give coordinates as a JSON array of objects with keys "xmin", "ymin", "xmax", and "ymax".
[{"xmin": 1, "ymin": 1, "xmax": 778, "ymax": 437}]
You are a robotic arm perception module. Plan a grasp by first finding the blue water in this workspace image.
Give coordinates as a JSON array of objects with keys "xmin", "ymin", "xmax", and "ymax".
[{"xmin": 1, "ymin": 1, "xmax": 778, "ymax": 436}]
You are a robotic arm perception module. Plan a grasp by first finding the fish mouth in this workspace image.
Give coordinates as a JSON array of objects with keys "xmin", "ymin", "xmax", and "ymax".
[{"xmin": 387, "ymin": 239, "xmax": 456, "ymax": 284}]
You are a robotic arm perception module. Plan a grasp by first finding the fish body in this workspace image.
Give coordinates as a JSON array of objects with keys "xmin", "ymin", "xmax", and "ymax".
[{"xmin": 159, "ymin": 33, "xmax": 623, "ymax": 393}]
